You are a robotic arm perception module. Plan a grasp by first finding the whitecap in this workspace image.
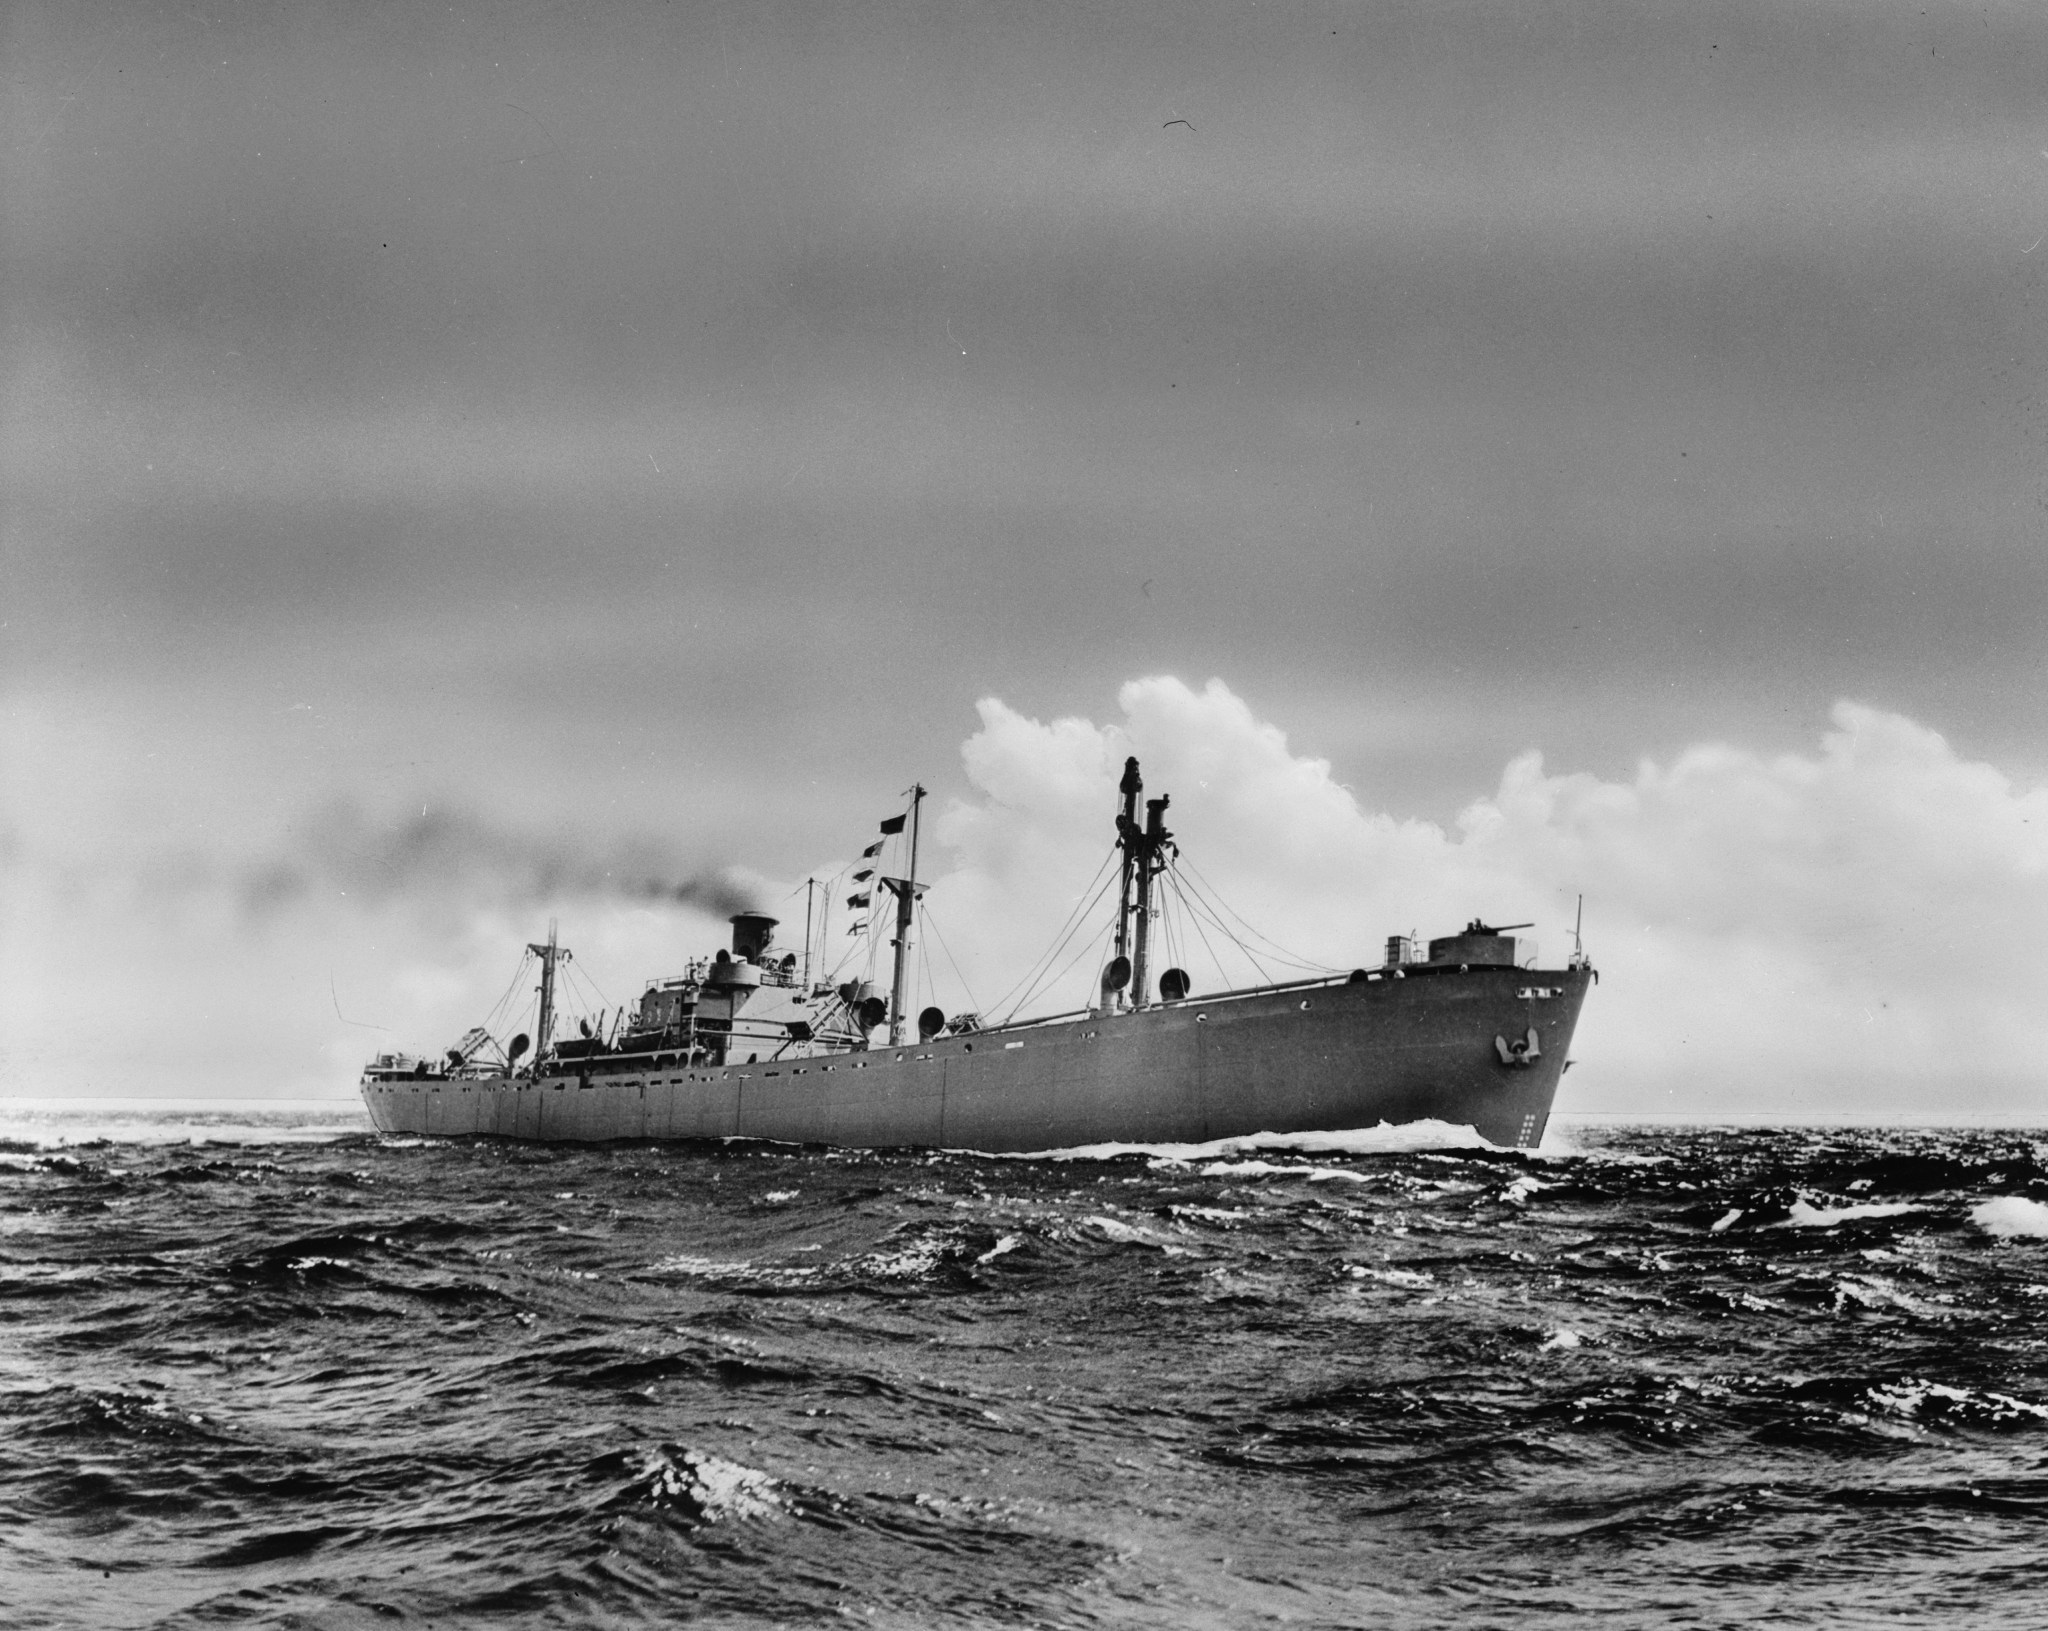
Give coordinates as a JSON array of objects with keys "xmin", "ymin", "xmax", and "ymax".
[
  {"xmin": 1971, "ymin": 1197, "xmax": 2048, "ymax": 1239},
  {"xmin": 1710, "ymin": 1208, "xmax": 1743, "ymax": 1233},
  {"xmin": 1346, "ymin": 1265, "xmax": 1434, "ymax": 1289},
  {"xmin": 1168, "ymin": 1204, "xmax": 1252, "ymax": 1224},
  {"xmin": 857, "ymin": 1240, "xmax": 951, "ymax": 1279},
  {"xmin": 649, "ymin": 1254, "xmax": 755, "ymax": 1277},
  {"xmin": 1081, "ymin": 1214, "xmax": 1183, "ymax": 1250},
  {"xmin": 1830, "ymin": 1274, "xmax": 1928, "ymax": 1314},
  {"xmin": 1865, "ymin": 1380, "xmax": 2048, "ymax": 1426},
  {"xmin": 1773, "ymin": 1198, "xmax": 1922, "ymax": 1229},
  {"xmin": 1539, "ymin": 1328, "xmax": 1582, "ymax": 1350},
  {"xmin": 1195, "ymin": 1159, "xmax": 1371, "ymax": 1184},
  {"xmin": 638, "ymin": 1445, "xmax": 787, "ymax": 1521}
]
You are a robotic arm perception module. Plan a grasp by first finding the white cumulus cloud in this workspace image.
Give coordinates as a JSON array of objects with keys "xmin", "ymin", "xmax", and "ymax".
[{"xmin": 919, "ymin": 678, "xmax": 2048, "ymax": 1118}]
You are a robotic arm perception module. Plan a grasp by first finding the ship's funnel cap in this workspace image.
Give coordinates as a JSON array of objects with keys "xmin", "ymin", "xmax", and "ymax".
[{"xmin": 729, "ymin": 912, "xmax": 778, "ymax": 962}]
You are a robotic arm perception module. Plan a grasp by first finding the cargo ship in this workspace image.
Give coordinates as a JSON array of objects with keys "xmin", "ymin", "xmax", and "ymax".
[{"xmin": 362, "ymin": 758, "xmax": 1592, "ymax": 1149}]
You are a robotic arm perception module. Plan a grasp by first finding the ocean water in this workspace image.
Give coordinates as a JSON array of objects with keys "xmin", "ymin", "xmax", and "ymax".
[{"xmin": 5, "ymin": 1111, "xmax": 2048, "ymax": 1629}]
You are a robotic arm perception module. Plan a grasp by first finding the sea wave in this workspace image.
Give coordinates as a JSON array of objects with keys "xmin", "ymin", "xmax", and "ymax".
[{"xmin": 6, "ymin": 1116, "xmax": 2046, "ymax": 1627}]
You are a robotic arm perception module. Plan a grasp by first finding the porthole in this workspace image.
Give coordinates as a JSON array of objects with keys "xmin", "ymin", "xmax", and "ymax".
[
  {"xmin": 1195, "ymin": 1013, "xmax": 1207, "ymax": 1024},
  {"xmin": 1300, "ymin": 999, "xmax": 1313, "ymax": 1011}
]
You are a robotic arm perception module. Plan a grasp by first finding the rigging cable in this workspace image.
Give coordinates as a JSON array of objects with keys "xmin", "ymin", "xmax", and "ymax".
[
  {"xmin": 1173, "ymin": 854, "xmax": 1341, "ymax": 973},
  {"xmin": 978, "ymin": 844, "xmax": 1116, "ymax": 1020},
  {"xmin": 920, "ymin": 901, "xmax": 983, "ymax": 1020},
  {"xmin": 561, "ymin": 957, "xmax": 614, "ymax": 1020},
  {"xmin": 1165, "ymin": 866, "xmax": 1273, "ymax": 987},
  {"xmin": 1001, "ymin": 881, "xmax": 1123, "ymax": 1023},
  {"xmin": 478, "ymin": 950, "xmax": 535, "ymax": 1039},
  {"xmin": 1167, "ymin": 866, "xmax": 1280, "ymax": 985},
  {"xmin": 985, "ymin": 845, "xmax": 1120, "ymax": 1024},
  {"xmin": 1007, "ymin": 916, "xmax": 1119, "ymax": 1025},
  {"xmin": 1154, "ymin": 869, "xmax": 1191, "ymax": 979},
  {"xmin": 1163, "ymin": 865, "xmax": 1240, "ymax": 993}
]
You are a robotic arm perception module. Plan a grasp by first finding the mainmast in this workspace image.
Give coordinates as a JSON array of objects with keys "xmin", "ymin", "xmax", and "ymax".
[
  {"xmin": 803, "ymin": 877, "xmax": 816, "ymax": 990},
  {"xmin": 1127, "ymin": 794, "xmax": 1172, "ymax": 1008},
  {"xmin": 882, "ymin": 785, "xmax": 927, "ymax": 1046},
  {"xmin": 1112, "ymin": 757, "xmax": 1142, "ymax": 988},
  {"xmin": 527, "ymin": 920, "xmax": 570, "ymax": 1067}
]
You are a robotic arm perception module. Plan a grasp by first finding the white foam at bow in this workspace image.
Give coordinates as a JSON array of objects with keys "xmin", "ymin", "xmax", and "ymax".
[{"xmin": 986, "ymin": 1119, "xmax": 1495, "ymax": 1163}]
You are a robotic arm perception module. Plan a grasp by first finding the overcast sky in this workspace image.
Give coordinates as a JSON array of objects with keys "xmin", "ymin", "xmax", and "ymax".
[{"xmin": 5, "ymin": 2, "xmax": 2047, "ymax": 1118}]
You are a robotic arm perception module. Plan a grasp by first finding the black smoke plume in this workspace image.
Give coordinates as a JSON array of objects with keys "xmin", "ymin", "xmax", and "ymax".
[{"xmin": 237, "ymin": 803, "xmax": 763, "ymax": 918}]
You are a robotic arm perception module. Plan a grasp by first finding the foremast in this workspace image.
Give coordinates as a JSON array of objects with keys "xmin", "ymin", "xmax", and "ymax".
[
  {"xmin": 1112, "ymin": 759, "xmax": 1174, "ymax": 1010},
  {"xmin": 880, "ymin": 784, "xmax": 927, "ymax": 1046},
  {"xmin": 527, "ymin": 921, "xmax": 571, "ymax": 1067}
]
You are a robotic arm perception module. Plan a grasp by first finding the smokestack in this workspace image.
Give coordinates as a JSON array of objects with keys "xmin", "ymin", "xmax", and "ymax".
[{"xmin": 729, "ymin": 913, "xmax": 778, "ymax": 962}]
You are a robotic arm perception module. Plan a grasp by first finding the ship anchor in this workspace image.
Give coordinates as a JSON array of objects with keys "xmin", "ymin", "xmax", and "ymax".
[{"xmin": 1495, "ymin": 1028, "xmax": 1541, "ymax": 1067}]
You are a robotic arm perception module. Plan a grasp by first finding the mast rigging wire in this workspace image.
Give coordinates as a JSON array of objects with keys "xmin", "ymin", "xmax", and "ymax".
[
  {"xmin": 1006, "ymin": 916, "xmax": 1119, "ymax": 1025},
  {"xmin": 919, "ymin": 902, "xmax": 983, "ymax": 1021},
  {"xmin": 1172, "ymin": 854, "xmax": 1341, "ymax": 974},
  {"xmin": 1163, "ymin": 866, "xmax": 1241, "ymax": 993},
  {"xmin": 985, "ymin": 845, "xmax": 1120, "ymax": 1024},
  {"xmin": 1165, "ymin": 866, "xmax": 1274, "ymax": 986},
  {"xmin": 478, "ymin": 950, "xmax": 535, "ymax": 1038}
]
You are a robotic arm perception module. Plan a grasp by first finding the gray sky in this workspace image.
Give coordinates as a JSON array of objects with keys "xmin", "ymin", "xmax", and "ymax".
[{"xmin": 6, "ymin": 1, "xmax": 2048, "ymax": 1109}]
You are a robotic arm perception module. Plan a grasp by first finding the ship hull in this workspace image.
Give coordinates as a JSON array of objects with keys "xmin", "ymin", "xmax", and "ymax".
[{"xmin": 363, "ymin": 965, "xmax": 1588, "ymax": 1151}]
